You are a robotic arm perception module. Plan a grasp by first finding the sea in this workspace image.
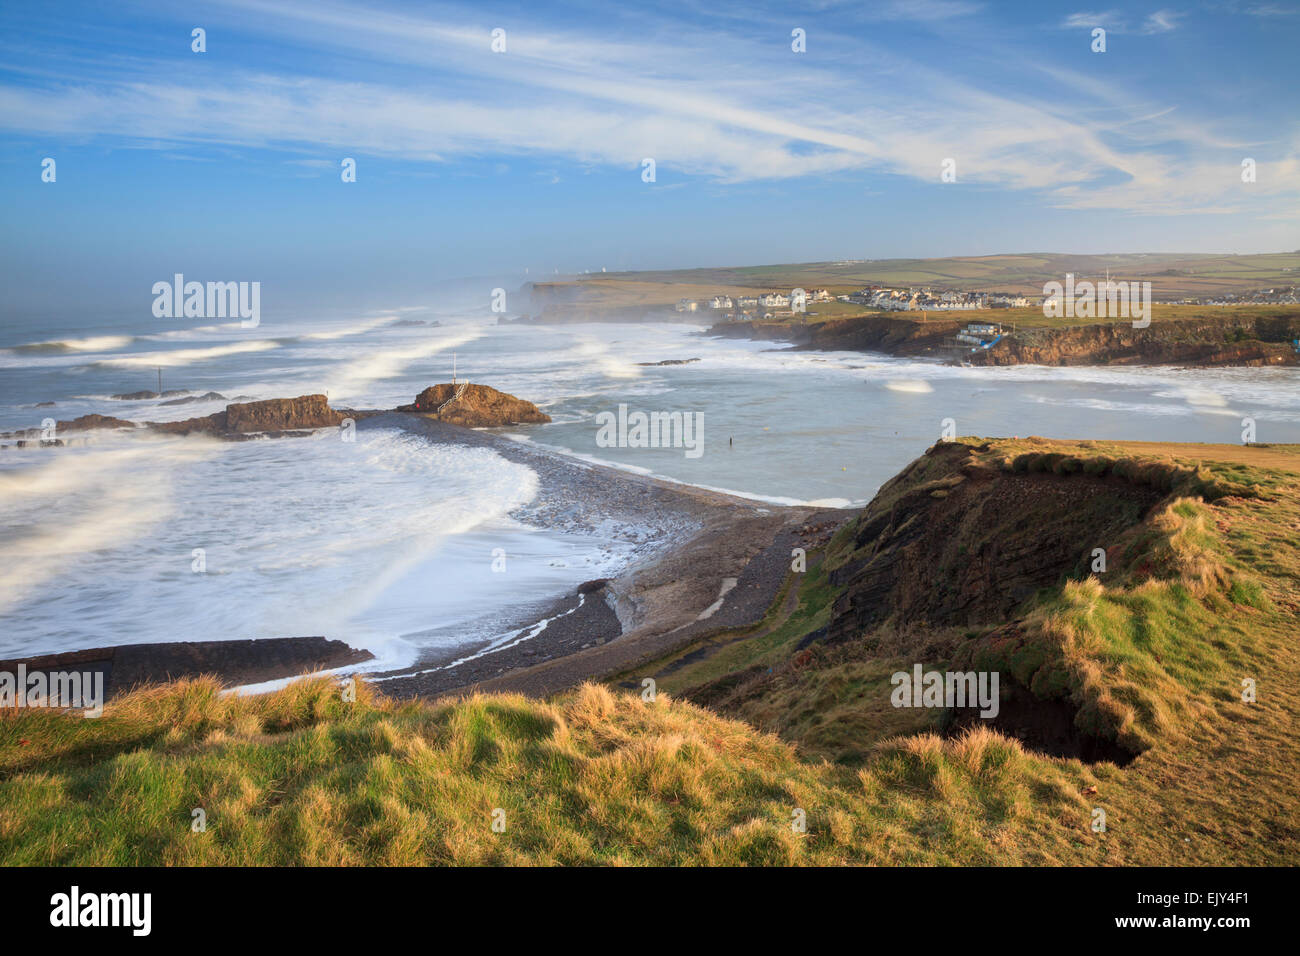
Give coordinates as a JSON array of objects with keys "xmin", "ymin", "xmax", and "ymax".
[{"xmin": 2, "ymin": 287, "xmax": 1297, "ymax": 671}]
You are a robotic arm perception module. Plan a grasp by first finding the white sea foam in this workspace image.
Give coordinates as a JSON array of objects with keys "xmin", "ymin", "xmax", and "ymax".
[
  {"xmin": 0, "ymin": 428, "xmax": 542, "ymax": 661},
  {"xmin": 4, "ymin": 335, "xmax": 136, "ymax": 354},
  {"xmin": 94, "ymin": 340, "xmax": 281, "ymax": 368},
  {"xmin": 298, "ymin": 316, "xmax": 394, "ymax": 340},
  {"xmin": 884, "ymin": 379, "xmax": 934, "ymax": 393},
  {"xmin": 322, "ymin": 327, "xmax": 486, "ymax": 403},
  {"xmin": 0, "ymin": 435, "xmax": 221, "ymax": 617},
  {"xmin": 147, "ymin": 322, "xmax": 248, "ymax": 340}
]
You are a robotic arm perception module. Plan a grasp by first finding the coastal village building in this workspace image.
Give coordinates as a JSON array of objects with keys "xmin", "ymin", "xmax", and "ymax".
[
  {"xmin": 955, "ymin": 322, "xmax": 1005, "ymax": 346},
  {"xmin": 704, "ymin": 284, "xmax": 1015, "ymax": 319},
  {"xmin": 1200, "ymin": 286, "xmax": 1299, "ymax": 305}
]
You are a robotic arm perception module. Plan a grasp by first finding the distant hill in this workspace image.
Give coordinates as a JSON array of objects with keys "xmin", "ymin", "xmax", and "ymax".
[{"xmin": 533, "ymin": 252, "xmax": 1300, "ymax": 308}]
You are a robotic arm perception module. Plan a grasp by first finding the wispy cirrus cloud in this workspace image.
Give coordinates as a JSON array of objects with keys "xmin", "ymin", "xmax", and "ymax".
[
  {"xmin": 0, "ymin": 0, "xmax": 1292, "ymax": 219},
  {"xmin": 1060, "ymin": 8, "xmax": 1183, "ymax": 33},
  {"xmin": 802, "ymin": 0, "xmax": 983, "ymax": 19},
  {"xmin": 872, "ymin": 0, "xmax": 985, "ymax": 19},
  {"xmin": 1140, "ymin": 8, "xmax": 1184, "ymax": 32},
  {"xmin": 1061, "ymin": 10, "xmax": 1116, "ymax": 28},
  {"xmin": 1217, "ymin": 1, "xmax": 1299, "ymax": 17}
]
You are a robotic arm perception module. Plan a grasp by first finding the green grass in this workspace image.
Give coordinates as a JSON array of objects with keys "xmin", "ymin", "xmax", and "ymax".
[
  {"xmin": 619, "ymin": 439, "xmax": 1300, "ymax": 864},
  {"xmin": 553, "ymin": 252, "xmax": 1300, "ymax": 304},
  {"xmin": 4, "ymin": 439, "xmax": 1299, "ymax": 865},
  {"xmin": 1, "ymin": 677, "xmax": 1104, "ymax": 865}
]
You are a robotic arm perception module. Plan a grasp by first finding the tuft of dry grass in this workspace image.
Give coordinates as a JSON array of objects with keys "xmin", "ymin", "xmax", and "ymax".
[{"xmin": 1, "ymin": 673, "xmax": 1101, "ymax": 866}]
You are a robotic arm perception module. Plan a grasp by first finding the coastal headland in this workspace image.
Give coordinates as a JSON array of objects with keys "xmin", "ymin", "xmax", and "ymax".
[
  {"xmin": 706, "ymin": 308, "xmax": 1300, "ymax": 367},
  {"xmin": 511, "ymin": 253, "xmax": 1300, "ymax": 368},
  {"xmin": 5, "ymin": 432, "xmax": 1297, "ymax": 865}
]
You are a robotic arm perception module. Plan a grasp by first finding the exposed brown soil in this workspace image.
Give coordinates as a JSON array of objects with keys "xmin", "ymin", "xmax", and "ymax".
[{"xmin": 826, "ymin": 442, "xmax": 1163, "ymax": 641}]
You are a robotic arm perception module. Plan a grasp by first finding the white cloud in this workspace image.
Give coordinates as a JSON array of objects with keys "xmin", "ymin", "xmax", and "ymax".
[
  {"xmin": 1140, "ymin": 9, "xmax": 1183, "ymax": 33},
  {"xmin": 0, "ymin": 0, "xmax": 1291, "ymax": 218},
  {"xmin": 1238, "ymin": 3, "xmax": 1299, "ymax": 17},
  {"xmin": 873, "ymin": 0, "xmax": 985, "ymax": 19},
  {"xmin": 1060, "ymin": 8, "xmax": 1183, "ymax": 33},
  {"xmin": 1062, "ymin": 10, "xmax": 1118, "ymax": 29}
]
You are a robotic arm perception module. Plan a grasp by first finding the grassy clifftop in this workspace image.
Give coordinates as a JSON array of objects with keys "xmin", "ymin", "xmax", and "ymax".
[
  {"xmin": 3, "ymin": 439, "xmax": 1298, "ymax": 865},
  {"xmin": 537, "ymin": 252, "xmax": 1300, "ymax": 302},
  {"xmin": 0, "ymin": 676, "xmax": 1079, "ymax": 865},
  {"xmin": 632, "ymin": 438, "xmax": 1300, "ymax": 863}
]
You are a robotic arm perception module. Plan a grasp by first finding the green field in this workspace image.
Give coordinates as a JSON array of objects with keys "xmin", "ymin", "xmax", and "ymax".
[{"xmin": 536, "ymin": 252, "xmax": 1300, "ymax": 311}]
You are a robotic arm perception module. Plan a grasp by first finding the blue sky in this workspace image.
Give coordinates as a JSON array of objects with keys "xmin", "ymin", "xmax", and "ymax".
[{"xmin": 2, "ymin": 0, "xmax": 1298, "ymax": 310}]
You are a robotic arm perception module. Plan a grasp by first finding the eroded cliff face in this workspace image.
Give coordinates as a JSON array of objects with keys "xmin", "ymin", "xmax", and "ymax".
[
  {"xmin": 965, "ymin": 316, "xmax": 1300, "ymax": 367},
  {"xmin": 809, "ymin": 438, "xmax": 1260, "ymax": 763},
  {"xmin": 826, "ymin": 442, "xmax": 1164, "ymax": 641},
  {"xmin": 708, "ymin": 316, "xmax": 959, "ymax": 355},
  {"xmin": 709, "ymin": 312, "xmax": 1300, "ymax": 367},
  {"xmin": 224, "ymin": 395, "xmax": 345, "ymax": 432},
  {"xmin": 151, "ymin": 394, "xmax": 346, "ymax": 437}
]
